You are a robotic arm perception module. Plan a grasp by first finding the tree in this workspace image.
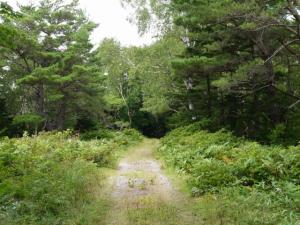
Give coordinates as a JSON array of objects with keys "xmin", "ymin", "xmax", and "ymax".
[
  {"xmin": 95, "ymin": 38, "xmax": 134, "ymax": 126},
  {"xmin": 0, "ymin": 0, "xmax": 104, "ymax": 133},
  {"xmin": 162, "ymin": 0, "xmax": 300, "ymax": 143}
]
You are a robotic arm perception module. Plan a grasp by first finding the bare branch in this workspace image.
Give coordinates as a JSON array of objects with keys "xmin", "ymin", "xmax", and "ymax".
[
  {"xmin": 288, "ymin": 100, "xmax": 300, "ymax": 109},
  {"xmin": 264, "ymin": 39, "xmax": 300, "ymax": 63}
]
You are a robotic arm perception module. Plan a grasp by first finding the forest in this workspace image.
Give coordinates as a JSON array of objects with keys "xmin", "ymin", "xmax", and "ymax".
[{"xmin": 0, "ymin": 0, "xmax": 299, "ymax": 224}]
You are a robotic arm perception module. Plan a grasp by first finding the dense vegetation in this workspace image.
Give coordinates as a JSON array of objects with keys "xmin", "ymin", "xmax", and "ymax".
[
  {"xmin": 159, "ymin": 122, "xmax": 300, "ymax": 224},
  {"xmin": 1, "ymin": 0, "xmax": 300, "ymax": 224},
  {"xmin": 0, "ymin": 129, "xmax": 141, "ymax": 224},
  {"xmin": 121, "ymin": 0, "xmax": 300, "ymax": 144},
  {"xmin": 1, "ymin": 0, "xmax": 300, "ymax": 143},
  {"xmin": 0, "ymin": 0, "xmax": 181, "ymax": 138}
]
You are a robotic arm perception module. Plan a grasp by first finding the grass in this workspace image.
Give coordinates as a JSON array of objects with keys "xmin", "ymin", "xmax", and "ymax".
[
  {"xmin": 126, "ymin": 196, "xmax": 182, "ymax": 225},
  {"xmin": 7, "ymin": 127, "xmax": 297, "ymax": 225},
  {"xmin": 107, "ymin": 194, "xmax": 200, "ymax": 225},
  {"xmin": 157, "ymin": 122, "xmax": 300, "ymax": 225},
  {"xmin": 0, "ymin": 129, "xmax": 142, "ymax": 224},
  {"xmin": 63, "ymin": 170, "xmax": 111, "ymax": 225}
]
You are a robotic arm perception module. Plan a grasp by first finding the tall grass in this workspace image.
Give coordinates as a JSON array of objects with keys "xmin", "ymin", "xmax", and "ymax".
[
  {"xmin": 158, "ymin": 122, "xmax": 300, "ymax": 225},
  {"xmin": 0, "ymin": 129, "xmax": 141, "ymax": 224}
]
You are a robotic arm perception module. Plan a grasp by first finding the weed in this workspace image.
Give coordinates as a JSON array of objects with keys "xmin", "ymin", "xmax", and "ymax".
[
  {"xmin": 0, "ymin": 129, "xmax": 142, "ymax": 224},
  {"xmin": 158, "ymin": 123, "xmax": 300, "ymax": 224}
]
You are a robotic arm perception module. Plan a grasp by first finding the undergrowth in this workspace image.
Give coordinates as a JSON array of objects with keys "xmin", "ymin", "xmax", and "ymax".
[
  {"xmin": 0, "ymin": 129, "xmax": 141, "ymax": 224},
  {"xmin": 158, "ymin": 122, "xmax": 300, "ymax": 225}
]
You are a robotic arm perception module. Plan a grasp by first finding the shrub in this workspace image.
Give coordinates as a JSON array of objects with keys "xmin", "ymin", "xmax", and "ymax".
[
  {"xmin": 189, "ymin": 159, "xmax": 236, "ymax": 194},
  {"xmin": 0, "ymin": 129, "xmax": 142, "ymax": 224},
  {"xmin": 158, "ymin": 122, "xmax": 300, "ymax": 224},
  {"xmin": 80, "ymin": 129, "xmax": 114, "ymax": 140}
]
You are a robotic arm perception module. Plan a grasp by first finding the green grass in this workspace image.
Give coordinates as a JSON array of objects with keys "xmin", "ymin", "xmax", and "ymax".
[
  {"xmin": 0, "ymin": 129, "xmax": 142, "ymax": 224},
  {"xmin": 158, "ymin": 122, "xmax": 300, "ymax": 225},
  {"xmin": 126, "ymin": 196, "xmax": 180, "ymax": 225},
  {"xmin": 114, "ymin": 195, "xmax": 198, "ymax": 225}
]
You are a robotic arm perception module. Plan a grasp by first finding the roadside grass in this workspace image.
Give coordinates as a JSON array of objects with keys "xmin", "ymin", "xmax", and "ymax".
[
  {"xmin": 0, "ymin": 129, "xmax": 142, "ymax": 224},
  {"xmin": 64, "ymin": 169, "xmax": 111, "ymax": 225},
  {"xmin": 154, "ymin": 150, "xmax": 192, "ymax": 196},
  {"xmin": 108, "ymin": 194, "xmax": 200, "ymax": 225},
  {"xmin": 159, "ymin": 158, "xmax": 299, "ymax": 225},
  {"xmin": 157, "ymin": 122, "xmax": 300, "ymax": 225},
  {"xmin": 126, "ymin": 196, "xmax": 181, "ymax": 225},
  {"xmin": 193, "ymin": 187, "xmax": 300, "ymax": 225}
]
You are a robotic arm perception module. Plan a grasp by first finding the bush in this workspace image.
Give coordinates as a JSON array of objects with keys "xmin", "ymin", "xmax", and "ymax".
[
  {"xmin": 196, "ymin": 185, "xmax": 300, "ymax": 225},
  {"xmin": 0, "ymin": 129, "xmax": 142, "ymax": 224},
  {"xmin": 158, "ymin": 122, "xmax": 300, "ymax": 224},
  {"xmin": 80, "ymin": 129, "xmax": 114, "ymax": 140},
  {"xmin": 190, "ymin": 159, "xmax": 236, "ymax": 194}
]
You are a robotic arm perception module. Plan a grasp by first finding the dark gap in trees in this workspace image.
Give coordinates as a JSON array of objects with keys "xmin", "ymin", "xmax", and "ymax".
[{"xmin": 133, "ymin": 113, "xmax": 168, "ymax": 138}]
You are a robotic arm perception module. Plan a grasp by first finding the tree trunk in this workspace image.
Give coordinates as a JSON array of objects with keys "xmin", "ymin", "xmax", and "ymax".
[
  {"xmin": 220, "ymin": 91, "xmax": 225, "ymax": 126},
  {"xmin": 185, "ymin": 77, "xmax": 196, "ymax": 120},
  {"xmin": 206, "ymin": 74, "xmax": 212, "ymax": 118},
  {"xmin": 118, "ymin": 84, "xmax": 132, "ymax": 127},
  {"xmin": 56, "ymin": 102, "xmax": 66, "ymax": 130},
  {"xmin": 287, "ymin": 57, "xmax": 292, "ymax": 94},
  {"xmin": 36, "ymin": 83, "xmax": 45, "ymax": 115},
  {"xmin": 265, "ymin": 59, "xmax": 279, "ymax": 125}
]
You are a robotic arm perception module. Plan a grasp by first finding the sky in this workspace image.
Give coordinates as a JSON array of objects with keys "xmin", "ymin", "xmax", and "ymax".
[{"xmin": 5, "ymin": 0, "xmax": 154, "ymax": 46}]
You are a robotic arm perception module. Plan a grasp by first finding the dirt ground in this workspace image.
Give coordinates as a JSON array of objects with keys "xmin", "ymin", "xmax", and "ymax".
[{"xmin": 104, "ymin": 139, "xmax": 202, "ymax": 225}]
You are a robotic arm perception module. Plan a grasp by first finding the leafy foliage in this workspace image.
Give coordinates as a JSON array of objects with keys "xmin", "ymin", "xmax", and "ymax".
[
  {"xmin": 0, "ymin": 0, "xmax": 104, "ymax": 134},
  {"xmin": 0, "ymin": 129, "xmax": 141, "ymax": 224},
  {"xmin": 120, "ymin": 0, "xmax": 300, "ymax": 144},
  {"xmin": 3, "ymin": 0, "xmax": 300, "ymax": 223},
  {"xmin": 158, "ymin": 123, "xmax": 300, "ymax": 224}
]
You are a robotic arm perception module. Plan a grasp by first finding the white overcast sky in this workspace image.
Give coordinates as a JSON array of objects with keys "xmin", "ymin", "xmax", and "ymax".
[{"xmin": 5, "ymin": 0, "xmax": 154, "ymax": 46}]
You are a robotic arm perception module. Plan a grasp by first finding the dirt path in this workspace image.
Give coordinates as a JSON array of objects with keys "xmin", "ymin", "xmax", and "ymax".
[{"xmin": 104, "ymin": 139, "xmax": 201, "ymax": 225}]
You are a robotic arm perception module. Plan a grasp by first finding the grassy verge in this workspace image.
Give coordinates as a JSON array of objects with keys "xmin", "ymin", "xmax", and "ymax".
[
  {"xmin": 158, "ymin": 122, "xmax": 300, "ymax": 225},
  {"xmin": 0, "ymin": 129, "xmax": 142, "ymax": 224},
  {"xmin": 125, "ymin": 196, "xmax": 182, "ymax": 225}
]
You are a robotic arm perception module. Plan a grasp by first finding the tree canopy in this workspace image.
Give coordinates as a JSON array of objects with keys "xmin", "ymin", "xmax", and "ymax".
[{"xmin": 1, "ymin": 0, "xmax": 300, "ymax": 143}]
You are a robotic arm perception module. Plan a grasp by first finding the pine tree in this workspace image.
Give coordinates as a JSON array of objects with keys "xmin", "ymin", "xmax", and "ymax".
[{"xmin": 0, "ymin": 0, "xmax": 104, "ymax": 132}]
